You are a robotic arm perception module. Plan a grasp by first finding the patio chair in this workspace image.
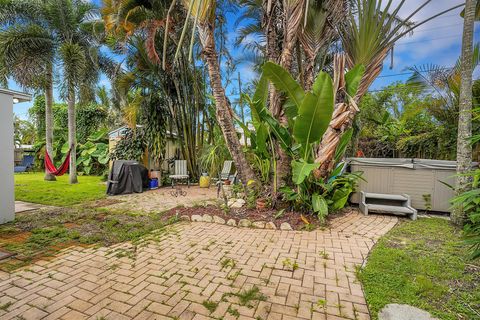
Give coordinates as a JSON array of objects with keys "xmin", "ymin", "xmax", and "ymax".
[
  {"xmin": 214, "ymin": 161, "xmax": 237, "ymax": 196},
  {"xmin": 169, "ymin": 160, "xmax": 189, "ymax": 188},
  {"xmin": 219, "ymin": 160, "xmax": 234, "ymax": 181},
  {"xmin": 14, "ymin": 155, "xmax": 34, "ymax": 173}
]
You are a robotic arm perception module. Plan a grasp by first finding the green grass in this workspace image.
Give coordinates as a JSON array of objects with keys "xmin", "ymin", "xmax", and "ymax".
[
  {"xmin": 15, "ymin": 172, "xmax": 106, "ymax": 206},
  {"xmin": 359, "ymin": 218, "xmax": 480, "ymax": 320}
]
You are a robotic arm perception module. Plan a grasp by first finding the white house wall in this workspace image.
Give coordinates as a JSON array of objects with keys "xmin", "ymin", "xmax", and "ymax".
[{"xmin": 0, "ymin": 93, "xmax": 14, "ymax": 224}]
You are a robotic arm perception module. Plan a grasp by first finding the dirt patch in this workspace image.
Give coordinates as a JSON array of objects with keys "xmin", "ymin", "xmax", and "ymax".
[
  {"xmin": 0, "ymin": 231, "xmax": 32, "ymax": 245},
  {"xmin": 162, "ymin": 205, "xmax": 337, "ymax": 230},
  {"xmin": 87, "ymin": 198, "xmax": 124, "ymax": 208}
]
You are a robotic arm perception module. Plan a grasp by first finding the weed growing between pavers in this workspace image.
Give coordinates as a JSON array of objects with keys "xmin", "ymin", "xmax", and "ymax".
[
  {"xmin": 201, "ymin": 300, "xmax": 219, "ymax": 313},
  {"xmin": 359, "ymin": 218, "xmax": 480, "ymax": 320},
  {"xmin": 221, "ymin": 285, "xmax": 267, "ymax": 308},
  {"xmin": 0, "ymin": 206, "xmax": 180, "ymax": 271}
]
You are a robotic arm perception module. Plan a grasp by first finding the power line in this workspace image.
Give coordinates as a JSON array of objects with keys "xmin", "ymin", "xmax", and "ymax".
[
  {"xmin": 377, "ymin": 67, "xmax": 454, "ymax": 79},
  {"xmin": 395, "ymin": 33, "xmax": 479, "ymax": 46},
  {"xmin": 412, "ymin": 23, "xmax": 464, "ymax": 34}
]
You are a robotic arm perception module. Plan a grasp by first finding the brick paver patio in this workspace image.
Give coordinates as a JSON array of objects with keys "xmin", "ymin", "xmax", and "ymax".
[{"xmin": 0, "ymin": 211, "xmax": 397, "ymax": 320}]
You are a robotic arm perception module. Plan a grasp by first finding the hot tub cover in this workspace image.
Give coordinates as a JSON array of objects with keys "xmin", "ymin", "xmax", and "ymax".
[
  {"xmin": 107, "ymin": 160, "xmax": 149, "ymax": 195},
  {"xmin": 346, "ymin": 158, "xmax": 478, "ymax": 170}
]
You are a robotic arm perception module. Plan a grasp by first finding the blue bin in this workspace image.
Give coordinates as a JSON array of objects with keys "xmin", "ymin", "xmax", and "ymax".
[{"xmin": 149, "ymin": 178, "xmax": 159, "ymax": 189}]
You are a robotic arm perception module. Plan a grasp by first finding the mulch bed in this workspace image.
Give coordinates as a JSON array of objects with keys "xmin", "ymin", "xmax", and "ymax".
[{"xmin": 162, "ymin": 205, "xmax": 351, "ymax": 230}]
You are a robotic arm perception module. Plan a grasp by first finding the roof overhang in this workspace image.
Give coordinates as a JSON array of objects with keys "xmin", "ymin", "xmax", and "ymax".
[{"xmin": 0, "ymin": 88, "xmax": 32, "ymax": 103}]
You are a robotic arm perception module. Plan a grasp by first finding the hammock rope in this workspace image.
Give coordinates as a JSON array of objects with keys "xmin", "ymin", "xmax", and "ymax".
[{"xmin": 45, "ymin": 148, "xmax": 72, "ymax": 176}]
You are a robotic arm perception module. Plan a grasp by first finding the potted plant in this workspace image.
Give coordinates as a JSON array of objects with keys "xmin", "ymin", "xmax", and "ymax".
[{"xmin": 256, "ymin": 198, "xmax": 267, "ymax": 210}]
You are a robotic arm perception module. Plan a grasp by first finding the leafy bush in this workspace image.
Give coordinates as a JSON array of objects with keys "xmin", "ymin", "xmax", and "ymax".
[
  {"xmin": 74, "ymin": 129, "xmax": 109, "ymax": 175},
  {"xmin": 110, "ymin": 128, "xmax": 146, "ymax": 162},
  {"xmin": 451, "ymin": 169, "xmax": 480, "ymax": 259}
]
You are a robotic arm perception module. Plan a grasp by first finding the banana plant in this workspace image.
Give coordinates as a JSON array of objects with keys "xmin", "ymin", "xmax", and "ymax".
[
  {"xmin": 62, "ymin": 129, "xmax": 109, "ymax": 175},
  {"xmin": 244, "ymin": 61, "xmax": 364, "ymax": 219}
]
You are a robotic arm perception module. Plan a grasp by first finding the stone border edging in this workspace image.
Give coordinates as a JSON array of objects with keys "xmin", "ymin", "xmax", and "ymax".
[{"xmin": 180, "ymin": 214, "xmax": 294, "ymax": 230}]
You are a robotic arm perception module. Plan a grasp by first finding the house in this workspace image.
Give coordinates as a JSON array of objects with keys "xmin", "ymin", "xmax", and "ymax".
[
  {"xmin": 0, "ymin": 88, "xmax": 31, "ymax": 224},
  {"xmin": 108, "ymin": 125, "xmax": 183, "ymax": 173},
  {"xmin": 14, "ymin": 144, "xmax": 34, "ymax": 166}
]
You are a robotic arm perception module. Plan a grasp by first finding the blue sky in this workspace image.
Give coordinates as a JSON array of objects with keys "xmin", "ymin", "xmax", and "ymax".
[{"xmin": 11, "ymin": 0, "xmax": 476, "ymax": 120}]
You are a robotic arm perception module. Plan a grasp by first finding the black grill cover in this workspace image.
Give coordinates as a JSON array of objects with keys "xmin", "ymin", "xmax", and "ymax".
[{"xmin": 107, "ymin": 160, "xmax": 149, "ymax": 196}]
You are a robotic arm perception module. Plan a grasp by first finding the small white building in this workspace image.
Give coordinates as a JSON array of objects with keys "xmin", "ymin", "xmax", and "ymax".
[{"xmin": 0, "ymin": 88, "xmax": 31, "ymax": 224}]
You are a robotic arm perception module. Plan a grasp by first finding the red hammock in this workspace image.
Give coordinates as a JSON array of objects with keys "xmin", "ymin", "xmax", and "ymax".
[{"xmin": 45, "ymin": 149, "xmax": 71, "ymax": 176}]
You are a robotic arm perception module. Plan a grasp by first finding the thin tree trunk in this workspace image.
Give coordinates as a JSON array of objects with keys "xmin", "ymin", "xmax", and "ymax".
[
  {"xmin": 197, "ymin": 23, "xmax": 257, "ymax": 184},
  {"xmin": 68, "ymin": 82, "xmax": 78, "ymax": 184},
  {"xmin": 44, "ymin": 65, "xmax": 56, "ymax": 181},
  {"xmin": 452, "ymin": 0, "xmax": 475, "ymax": 225}
]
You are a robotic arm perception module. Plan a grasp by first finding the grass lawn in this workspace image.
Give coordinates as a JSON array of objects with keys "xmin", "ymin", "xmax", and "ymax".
[
  {"xmin": 359, "ymin": 218, "xmax": 480, "ymax": 320},
  {"xmin": 15, "ymin": 172, "xmax": 106, "ymax": 206}
]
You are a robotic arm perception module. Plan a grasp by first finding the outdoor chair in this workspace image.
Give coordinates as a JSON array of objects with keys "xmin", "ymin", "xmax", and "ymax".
[
  {"xmin": 169, "ymin": 160, "xmax": 190, "ymax": 187},
  {"xmin": 14, "ymin": 155, "xmax": 34, "ymax": 173},
  {"xmin": 214, "ymin": 160, "xmax": 237, "ymax": 196},
  {"xmin": 219, "ymin": 160, "xmax": 234, "ymax": 181}
]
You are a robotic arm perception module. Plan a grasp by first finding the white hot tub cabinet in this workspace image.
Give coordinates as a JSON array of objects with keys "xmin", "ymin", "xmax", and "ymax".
[{"xmin": 348, "ymin": 158, "xmax": 478, "ymax": 213}]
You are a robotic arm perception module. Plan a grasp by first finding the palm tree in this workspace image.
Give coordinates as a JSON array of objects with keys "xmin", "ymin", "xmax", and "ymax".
[
  {"xmin": 183, "ymin": 0, "xmax": 257, "ymax": 183},
  {"xmin": 314, "ymin": 0, "xmax": 464, "ymax": 177},
  {"xmin": 299, "ymin": 0, "xmax": 346, "ymax": 90},
  {"xmin": 0, "ymin": 1, "xmax": 57, "ymax": 181},
  {"xmin": 50, "ymin": 0, "xmax": 105, "ymax": 184},
  {"xmin": 0, "ymin": 0, "xmax": 106, "ymax": 184},
  {"xmin": 453, "ymin": 0, "xmax": 476, "ymax": 225}
]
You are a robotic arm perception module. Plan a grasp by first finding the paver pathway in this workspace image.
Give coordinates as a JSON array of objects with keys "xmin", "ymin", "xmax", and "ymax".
[
  {"xmin": 0, "ymin": 212, "xmax": 397, "ymax": 320},
  {"xmin": 14, "ymin": 202, "xmax": 48, "ymax": 213}
]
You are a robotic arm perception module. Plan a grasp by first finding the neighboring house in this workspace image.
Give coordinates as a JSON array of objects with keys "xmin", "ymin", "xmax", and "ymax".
[
  {"xmin": 108, "ymin": 125, "xmax": 183, "ymax": 173},
  {"xmin": 14, "ymin": 144, "xmax": 34, "ymax": 166},
  {"xmin": 0, "ymin": 88, "xmax": 31, "ymax": 224},
  {"xmin": 237, "ymin": 123, "xmax": 254, "ymax": 146}
]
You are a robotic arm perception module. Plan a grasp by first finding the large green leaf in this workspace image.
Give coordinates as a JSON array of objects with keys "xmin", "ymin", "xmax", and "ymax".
[
  {"xmin": 264, "ymin": 114, "xmax": 292, "ymax": 152},
  {"xmin": 330, "ymin": 186, "xmax": 353, "ymax": 211},
  {"xmin": 255, "ymin": 124, "xmax": 269, "ymax": 156},
  {"xmin": 334, "ymin": 128, "xmax": 354, "ymax": 164},
  {"xmin": 263, "ymin": 62, "xmax": 304, "ymax": 118},
  {"xmin": 344, "ymin": 64, "xmax": 365, "ymax": 97},
  {"xmin": 98, "ymin": 154, "xmax": 109, "ymax": 165},
  {"xmin": 312, "ymin": 194, "xmax": 328, "ymax": 218},
  {"xmin": 293, "ymin": 72, "xmax": 334, "ymax": 151},
  {"xmin": 253, "ymin": 74, "xmax": 268, "ymax": 107},
  {"xmin": 91, "ymin": 143, "xmax": 108, "ymax": 157},
  {"xmin": 61, "ymin": 142, "xmax": 70, "ymax": 154},
  {"xmin": 292, "ymin": 160, "xmax": 320, "ymax": 185},
  {"xmin": 87, "ymin": 129, "xmax": 108, "ymax": 142}
]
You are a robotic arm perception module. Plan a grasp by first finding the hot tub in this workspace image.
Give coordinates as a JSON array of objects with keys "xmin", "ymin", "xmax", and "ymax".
[{"xmin": 348, "ymin": 158, "xmax": 477, "ymax": 213}]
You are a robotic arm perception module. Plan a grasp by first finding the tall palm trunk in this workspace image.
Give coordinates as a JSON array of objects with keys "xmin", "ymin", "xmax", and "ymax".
[
  {"xmin": 264, "ymin": 0, "xmax": 305, "ymax": 190},
  {"xmin": 197, "ymin": 23, "xmax": 257, "ymax": 183},
  {"xmin": 44, "ymin": 64, "xmax": 56, "ymax": 181},
  {"xmin": 315, "ymin": 51, "xmax": 387, "ymax": 177},
  {"xmin": 67, "ymin": 82, "xmax": 78, "ymax": 184},
  {"xmin": 452, "ymin": 0, "xmax": 476, "ymax": 225}
]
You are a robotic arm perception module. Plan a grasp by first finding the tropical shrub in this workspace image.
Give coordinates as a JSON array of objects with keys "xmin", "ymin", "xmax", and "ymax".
[
  {"xmin": 73, "ymin": 130, "xmax": 109, "ymax": 176},
  {"xmin": 451, "ymin": 168, "xmax": 480, "ymax": 259},
  {"xmin": 198, "ymin": 127, "xmax": 230, "ymax": 177},
  {"xmin": 110, "ymin": 128, "xmax": 146, "ymax": 162},
  {"xmin": 242, "ymin": 62, "xmax": 365, "ymax": 219}
]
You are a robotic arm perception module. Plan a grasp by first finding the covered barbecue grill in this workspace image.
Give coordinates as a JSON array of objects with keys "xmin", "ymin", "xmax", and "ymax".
[{"xmin": 107, "ymin": 160, "xmax": 149, "ymax": 196}]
